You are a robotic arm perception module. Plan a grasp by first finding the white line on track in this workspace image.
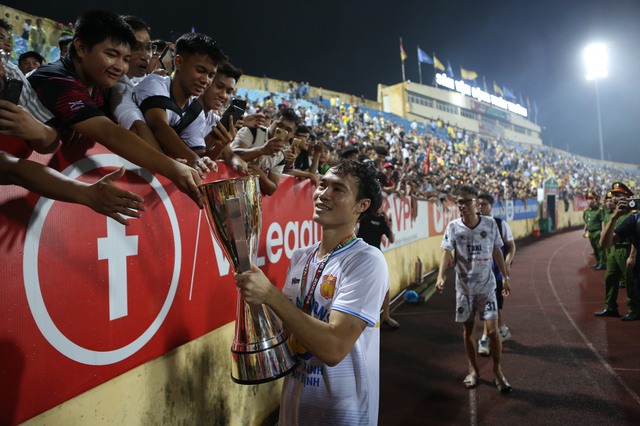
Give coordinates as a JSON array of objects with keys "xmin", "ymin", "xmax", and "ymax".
[
  {"xmin": 468, "ymin": 387, "xmax": 477, "ymax": 426},
  {"xmin": 545, "ymin": 235, "xmax": 640, "ymax": 406}
]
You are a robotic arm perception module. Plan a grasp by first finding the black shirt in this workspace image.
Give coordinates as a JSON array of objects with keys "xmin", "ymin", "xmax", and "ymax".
[{"xmin": 358, "ymin": 213, "xmax": 391, "ymax": 250}]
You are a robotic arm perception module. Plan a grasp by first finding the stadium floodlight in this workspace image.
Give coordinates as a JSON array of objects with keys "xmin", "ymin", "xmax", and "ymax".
[
  {"xmin": 583, "ymin": 42, "xmax": 608, "ymax": 161},
  {"xmin": 584, "ymin": 43, "xmax": 609, "ymax": 80}
]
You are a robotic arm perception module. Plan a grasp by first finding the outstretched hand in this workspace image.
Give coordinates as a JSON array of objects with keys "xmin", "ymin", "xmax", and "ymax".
[{"xmin": 82, "ymin": 167, "xmax": 145, "ymax": 226}]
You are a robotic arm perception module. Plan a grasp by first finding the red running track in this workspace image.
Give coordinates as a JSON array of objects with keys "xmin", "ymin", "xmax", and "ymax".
[{"xmin": 379, "ymin": 229, "xmax": 640, "ymax": 425}]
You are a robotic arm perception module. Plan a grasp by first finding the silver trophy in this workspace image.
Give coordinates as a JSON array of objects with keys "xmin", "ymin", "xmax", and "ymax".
[{"xmin": 199, "ymin": 176, "xmax": 297, "ymax": 384}]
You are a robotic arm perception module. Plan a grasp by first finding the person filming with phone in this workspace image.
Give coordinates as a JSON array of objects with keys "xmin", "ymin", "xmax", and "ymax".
[
  {"xmin": 231, "ymin": 107, "xmax": 299, "ymax": 196},
  {"xmin": 600, "ymin": 181, "xmax": 640, "ymax": 319}
]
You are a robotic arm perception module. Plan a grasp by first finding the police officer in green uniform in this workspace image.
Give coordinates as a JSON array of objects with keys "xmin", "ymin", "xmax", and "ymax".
[
  {"xmin": 602, "ymin": 192, "xmax": 624, "ymax": 288},
  {"xmin": 595, "ymin": 182, "xmax": 638, "ymax": 320},
  {"xmin": 583, "ymin": 191, "xmax": 606, "ymax": 270}
]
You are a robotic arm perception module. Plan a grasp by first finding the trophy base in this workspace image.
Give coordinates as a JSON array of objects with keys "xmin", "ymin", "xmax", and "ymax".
[{"xmin": 231, "ymin": 338, "xmax": 298, "ymax": 385}]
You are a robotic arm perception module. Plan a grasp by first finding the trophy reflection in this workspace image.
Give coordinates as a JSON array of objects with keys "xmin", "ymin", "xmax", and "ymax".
[{"xmin": 199, "ymin": 176, "xmax": 297, "ymax": 384}]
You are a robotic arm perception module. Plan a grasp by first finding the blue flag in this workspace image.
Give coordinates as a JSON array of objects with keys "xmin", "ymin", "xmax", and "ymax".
[
  {"xmin": 502, "ymin": 85, "xmax": 516, "ymax": 100},
  {"xmin": 446, "ymin": 61, "xmax": 454, "ymax": 78},
  {"xmin": 417, "ymin": 47, "xmax": 433, "ymax": 65}
]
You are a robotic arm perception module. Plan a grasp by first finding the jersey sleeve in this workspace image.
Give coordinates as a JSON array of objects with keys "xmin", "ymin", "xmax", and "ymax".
[
  {"xmin": 441, "ymin": 222, "xmax": 455, "ymax": 251},
  {"xmin": 32, "ymin": 77, "xmax": 105, "ymax": 127},
  {"xmin": 230, "ymin": 126, "xmax": 256, "ymax": 150},
  {"xmin": 331, "ymin": 247, "xmax": 389, "ymax": 327},
  {"xmin": 502, "ymin": 221, "xmax": 514, "ymax": 243},
  {"xmin": 492, "ymin": 219, "xmax": 504, "ymax": 249}
]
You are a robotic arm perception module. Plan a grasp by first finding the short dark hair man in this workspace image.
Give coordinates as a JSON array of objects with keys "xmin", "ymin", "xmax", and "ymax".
[
  {"xmin": 195, "ymin": 61, "xmax": 248, "ymax": 174},
  {"xmin": 135, "ymin": 32, "xmax": 227, "ymax": 176},
  {"xmin": 236, "ymin": 160, "xmax": 388, "ymax": 424},
  {"xmin": 111, "ymin": 15, "xmax": 160, "ymax": 151},
  {"xmin": 28, "ymin": 10, "xmax": 204, "ymax": 207},
  {"xmin": 436, "ymin": 185, "xmax": 512, "ymax": 393}
]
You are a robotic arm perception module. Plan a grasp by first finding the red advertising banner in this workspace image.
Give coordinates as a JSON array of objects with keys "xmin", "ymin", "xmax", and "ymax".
[
  {"xmin": 573, "ymin": 195, "xmax": 589, "ymax": 212},
  {"xmin": 0, "ymin": 144, "xmax": 319, "ymax": 425}
]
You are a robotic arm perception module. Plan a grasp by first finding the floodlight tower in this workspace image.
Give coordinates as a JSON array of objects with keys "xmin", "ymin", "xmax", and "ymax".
[{"xmin": 584, "ymin": 43, "xmax": 609, "ymax": 161}]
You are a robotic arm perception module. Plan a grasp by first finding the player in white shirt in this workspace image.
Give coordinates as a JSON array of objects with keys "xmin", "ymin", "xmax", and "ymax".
[
  {"xmin": 476, "ymin": 193, "xmax": 516, "ymax": 356},
  {"xmin": 436, "ymin": 185, "xmax": 512, "ymax": 393},
  {"xmin": 236, "ymin": 160, "xmax": 389, "ymax": 425}
]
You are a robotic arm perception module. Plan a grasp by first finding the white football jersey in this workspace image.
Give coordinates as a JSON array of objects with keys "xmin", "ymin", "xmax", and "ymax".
[
  {"xmin": 279, "ymin": 238, "xmax": 389, "ymax": 426},
  {"xmin": 441, "ymin": 216, "xmax": 503, "ymax": 295}
]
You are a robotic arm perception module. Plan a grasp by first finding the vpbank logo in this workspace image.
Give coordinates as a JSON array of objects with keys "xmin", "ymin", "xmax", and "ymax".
[{"xmin": 23, "ymin": 154, "xmax": 182, "ymax": 365}]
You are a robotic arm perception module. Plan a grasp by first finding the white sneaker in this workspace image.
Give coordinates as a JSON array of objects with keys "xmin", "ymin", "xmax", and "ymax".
[
  {"xmin": 500, "ymin": 327, "xmax": 511, "ymax": 342},
  {"xmin": 478, "ymin": 339, "xmax": 490, "ymax": 356}
]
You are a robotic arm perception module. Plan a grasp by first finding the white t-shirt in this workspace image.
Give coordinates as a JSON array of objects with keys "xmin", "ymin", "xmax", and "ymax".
[
  {"xmin": 441, "ymin": 216, "xmax": 503, "ymax": 295},
  {"xmin": 112, "ymin": 74, "xmax": 145, "ymax": 130},
  {"xmin": 231, "ymin": 126, "xmax": 285, "ymax": 175},
  {"xmin": 5, "ymin": 61, "xmax": 53, "ymax": 123},
  {"xmin": 133, "ymin": 74, "xmax": 205, "ymax": 150},
  {"xmin": 279, "ymin": 238, "xmax": 389, "ymax": 426}
]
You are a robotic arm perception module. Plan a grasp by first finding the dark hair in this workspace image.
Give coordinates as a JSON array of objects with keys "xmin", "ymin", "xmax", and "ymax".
[
  {"xmin": 151, "ymin": 39, "xmax": 167, "ymax": 51},
  {"xmin": 453, "ymin": 184, "xmax": 478, "ymax": 198},
  {"xmin": 121, "ymin": 15, "xmax": 150, "ymax": 33},
  {"xmin": 295, "ymin": 125, "xmax": 310, "ymax": 136},
  {"xmin": 373, "ymin": 145, "xmax": 388, "ymax": 156},
  {"xmin": 478, "ymin": 192, "xmax": 494, "ymax": 204},
  {"xmin": 69, "ymin": 10, "xmax": 137, "ymax": 59},
  {"xmin": 175, "ymin": 32, "xmax": 227, "ymax": 65},
  {"xmin": 58, "ymin": 35, "xmax": 73, "ymax": 49},
  {"xmin": 0, "ymin": 19, "xmax": 12, "ymax": 32},
  {"xmin": 340, "ymin": 147, "xmax": 358, "ymax": 159},
  {"xmin": 330, "ymin": 160, "xmax": 382, "ymax": 217},
  {"xmin": 18, "ymin": 51, "xmax": 45, "ymax": 64},
  {"xmin": 274, "ymin": 107, "xmax": 300, "ymax": 126},
  {"xmin": 217, "ymin": 61, "xmax": 242, "ymax": 81}
]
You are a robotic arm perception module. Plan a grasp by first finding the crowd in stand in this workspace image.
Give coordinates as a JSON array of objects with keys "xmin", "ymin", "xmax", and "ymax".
[{"xmin": 1, "ymin": 9, "xmax": 638, "ymax": 219}]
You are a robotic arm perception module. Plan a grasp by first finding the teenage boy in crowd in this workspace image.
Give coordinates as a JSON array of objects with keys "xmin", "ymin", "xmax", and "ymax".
[
  {"xmin": 231, "ymin": 107, "xmax": 299, "ymax": 196},
  {"xmin": 18, "ymin": 51, "xmax": 45, "ymax": 75},
  {"xmin": 475, "ymin": 193, "xmax": 516, "ymax": 356},
  {"xmin": 285, "ymin": 125, "xmax": 320, "ymax": 186},
  {"xmin": 195, "ymin": 61, "xmax": 247, "ymax": 174},
  {"xmin": 111, "ymin": 16, "xmax": 160, "ymax": 151},
  {"xmin": 436, "ymin": 185, "xmax": 512, "ymax": 393},
  {"xmin": 28, "ymin": 11, "xmax": 204, "ymax": 208},
  {"xmin": 134, "ymin": 32, "xmax": 227, "ymax": 177},
  {"xmin": 235, "ymin": 160, "xmax": 389, "ymax": 425}
]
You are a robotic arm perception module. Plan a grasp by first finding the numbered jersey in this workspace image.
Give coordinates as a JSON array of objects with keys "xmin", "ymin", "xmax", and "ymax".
[{"xmin": 442, "ymin": 216, "xmax": 503, "ymax": 295}]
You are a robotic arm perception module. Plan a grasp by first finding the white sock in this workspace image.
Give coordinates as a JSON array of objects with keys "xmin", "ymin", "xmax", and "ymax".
[
  {"xmin": 480, "ymin": 335, "xmax": 488, "ymax": 341},
  {"xmin": 499, "ymin": 325, "xmax": 509, "ymax": 333}
]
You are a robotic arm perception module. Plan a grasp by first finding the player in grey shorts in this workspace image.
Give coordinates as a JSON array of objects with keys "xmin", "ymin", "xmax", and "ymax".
[{"xmin": 436, "ymin": 185, "xmax": 512, "ymax": 393}]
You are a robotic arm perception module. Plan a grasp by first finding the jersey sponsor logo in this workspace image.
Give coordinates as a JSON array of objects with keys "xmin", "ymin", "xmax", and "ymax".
[
  {"xmin": 68, "ymin": 100, "xmax": 85, "ymax": 112},
  {"xmin": 291, "ymin": 277, "xmax": 301, "ymax": 286},
  {"xmin": 320, "ymin": 275, "xmax": 337, "ymax": 299},
  {"xmin": 467, "ymin": 244, "xmax": 482, "ymax": 255}
]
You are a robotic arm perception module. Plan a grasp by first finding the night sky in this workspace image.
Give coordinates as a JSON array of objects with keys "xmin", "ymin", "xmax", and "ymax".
[{"xmin": 7, "ymin": 0, "xmax": 640, "ymax": 165}]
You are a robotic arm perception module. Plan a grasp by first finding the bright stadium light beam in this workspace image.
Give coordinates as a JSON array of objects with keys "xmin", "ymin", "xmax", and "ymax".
[
  {"xmin": 583, "ymin": 42, "xmax": 609, "ymax": 161},
  {"xmin": 584, "ymin": 43, "xmax": 609, "ymax": 80}
]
